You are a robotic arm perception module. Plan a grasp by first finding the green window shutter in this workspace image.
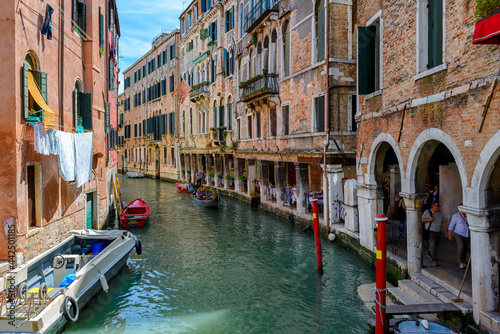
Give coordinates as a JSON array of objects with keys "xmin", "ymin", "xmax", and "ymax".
[
  {"xmin": 99, "ymin": 12, "xmax": 104, "ymax": 47},
  {"xmin": 428, "ymin": 0, "xmax": 443, "ymax": 69},
  {"xmin": 201, "ymin": 29, "xmax": 207, "ymax": 40},
  {"xmin": 358, "ymin": 26, "xmax": 376, "ymax": 95},
  {"xmin": 78, "ymin": 92, "xmax": 92, "ymax": 130},
  {"xmin": 78, "ymin": 2, "xmax": 86, "ymax": 33},
  {"xmin": 104, "ymin": 102, "xmax": 110, "ymax": 134},
  {"xmin": 23, "ymin": 64, "xmax": 29, "ymax": 119},
  {"xmin": 316, "ymin": 0, "xmax": 325, "ymax": 61},
  {"xmin": 72, "ymin": 0, "xmax": 77, "ymax": 27},
  {"xmin": 228, "ymin": 103, "xmax": 232, "ymax": 130},
  {"xmin": 225, "ymin": 11, "xmax": 229, "ymax": 32},
  {"xmin": 74, "ymin": 89, "xmax": 79, "ymax": 127}
]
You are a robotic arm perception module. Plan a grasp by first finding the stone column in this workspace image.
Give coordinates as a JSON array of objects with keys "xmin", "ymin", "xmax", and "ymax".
[
  {"xmin": 357, "ymin": 184, "xmax": 378, "ymax": 251},
  {"xmin": 190, "ymin": 154, "xmax": 196, "ymax": 183},
  {"xmin": 400, "ymin": 192, "xmax": 428, "ymax": 273},
  {"xmin": 184, "ymin": 154, "xmax": 189, "ymax": 181},
  {"xmin": 275, "ymin": 162, "xmax": 286, "ymax": 206},
  {"xmin": 324, "ymin": 164, "xmax": 344, "ymax": 225},
  {"xmin": 214, "ymin": 154, "xmax": 221, "ymax": 188},
  {"xmin": 344, "ymin": 179, "xmax": 359, "ymax": 232},
  {"xmin": 260, "ymin": 161, "xmax": 270, "ymax": 204},
  {"xmin": 223, "ymin": 155, "xmax": 230, "ymax": 190},
  {"xmin": 234, "ymin": 158, "xmax": 243, "ymax": 192},
  {"xmin": 197, "ymin": 154, "xmax": 203, "ymax": 174},
  {"xmin": 462, "ymin": 206, "xmax": 499, "ymax": 325},
  {"xmin": 204, "ymin": 154, "xmax": 212, "ymax": 186},
  {"xmin": 247, "ymin": 160, "xmax": 256, "ymax": 197},
  {"xmin": 295, "ymin": 163, "xmax": 309, "ymax": 214}
]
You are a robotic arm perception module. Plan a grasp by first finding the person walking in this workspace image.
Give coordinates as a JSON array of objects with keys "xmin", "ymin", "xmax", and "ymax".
[
  {"xmin": 422, "ymin": 201, "xmax": 449, "ymax": 267},
  {"xmin": 448, "ymin": 205, "xmax": 470, "ymax": 269}
]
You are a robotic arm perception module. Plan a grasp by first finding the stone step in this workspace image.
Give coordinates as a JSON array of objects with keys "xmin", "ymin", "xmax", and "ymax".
[
  {"xmin": 420, "ymin": 268, "xmax": 473, "ymax": 305},
  {"xmin": 411, "ymin": 273, "xmax": 473, "ymax": 313},
  {"xmin": 388, "ymin": 287, "xmax": 418, "ymax": 305},
  {"xmin": 399, "ymin": 280, "xmax": 442, "ymax": 305}
]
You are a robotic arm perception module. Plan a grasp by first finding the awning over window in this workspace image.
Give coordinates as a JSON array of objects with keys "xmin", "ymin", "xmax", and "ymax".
[
  {"xmin": 473, "ymin": 11, "xmax": 500, "ymax": 44},
  {"xmin": 192, "ymin": 52, "xmax": 209, "ymax": 66},
  {"xmin": 28, "ymin": 71, "xmax": 55, "ymax": 130}
]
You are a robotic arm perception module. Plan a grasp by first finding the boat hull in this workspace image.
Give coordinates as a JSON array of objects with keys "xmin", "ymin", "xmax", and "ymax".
[
  {"xmin": 191, "ymin": 194, "xmax": 219, "ymax": 208},
  {"xmin": 175, "ymin": 183, "xmax": 190, "ymax": 193},
  {"xmin": 120, "ymin": 199, "xmax": 150, "ymax": 228}
]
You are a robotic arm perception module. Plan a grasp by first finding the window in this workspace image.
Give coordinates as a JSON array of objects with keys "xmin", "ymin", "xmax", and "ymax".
[
  {"xmin": 282, "ymin": 105, "xmax": 289, "ymax": 135},
  {"xmin": 228, "ymin": 98, "xmax": 233, "ymax": 130},
  {"xmin": 72, "ymin": 0, "xmax": 87, "ymax": 36},
  {"xmin": 190, "ymin": 109, "xmax": 193, "ymax": 135},
  {"xmin": 219, "ymin": 101, "xmax": 225, "ymax": 128},
  {"xmin": 143, "ymin": 65, "xmax": 146, "ymax": 78},
  {"xmin": 249, "ymin": 49, "xmax": 253, "ymax": 77},
  {"xmin": 225, "ymin": 6, "xmax": 234, "ymax": 32},
  {"xmin": 209, "ymin": 20, "xmax": 217, "ymax": 41},
  {"xmin": 237, "ymin": 118, "xmax": 241, "ymax": 140},
  {"xmin": 74, "ymin": 80, "xmax": 92, "ymax": 130},
  {"xmin": 313, "ymin": 96, "xmax": 326, "ymax": 132},
  {"xmin": 417, "ymin": 0, "xmax": 444, "ymax": 73},
  {"xmin": 247, "ymin": 115, "xmax": 253, "ymax": 139},
  {"xmin": 358, "ymin": 14, "xmax": 382, "ymax": 94},
  {"xmin": 239, "ymin": 4, "xmax": 244, "ymax": 39},
  {"xmin": 270, "ymin": 107, "xmax": 277, "ymax": 136},
  {"xmin": 27, "ymin": 164, "xmax": 42, "ymax": 228},
  {"xmin": 182, "ymin": 110, "xmax": 186, "ymax": 136},
  {"xmin": 171, "ymin": 148, "xmax": 175, "ymax": 166},
  {"xmin": 189, "ymin": 13, "xmax": 192, "ymax": 27},
  {"xmin": 213, "ymin": 102, "xmax": 218, "ymax": 127},
  {"xmin": 23, "ymin": 53, "xmax": 48, "ymax": 121},
  {"xmin": 348, "ymin": 95, "xmax": 358, "ymax": 132},
  {"xmin": 283, "ymin": 21, "xmax": 290, "ymax": 76},
  {"xmin": 256, "ymin": 112, "xmax": 261, "ymax": 138},
  {"xmin": 99, "ymin": 8, "xmax": 104, "ymax": 51},
  {"xmin": 182, "ymin": 21, "xmax": 185, "ymax": 34},
  {"xmin": 134, "ymin": 123, "xmax": 137, "ymax": 137},
  {"xmin": 315, "ymin": 0, "xmax": 325, "ymax": 62},
  {"xmin": 211, "ymin": 56, "xmax": 216, "ymax": 83}
]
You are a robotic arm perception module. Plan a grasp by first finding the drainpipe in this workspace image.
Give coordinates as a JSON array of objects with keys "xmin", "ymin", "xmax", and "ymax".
[
  {"xmin": 59, "ymin": 0, "xmax": 65, "ymax": 127},
  {"xmin": 324, "ymin": 0, "xmax": 331, "ymax": 232}
]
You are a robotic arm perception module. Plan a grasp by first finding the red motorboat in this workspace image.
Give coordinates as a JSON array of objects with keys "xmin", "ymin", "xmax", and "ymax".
[
  {"xmin": 120, "ymin": 199, "xmax": 150, "ymax": 228},
  {"xmin": 175, "ymin": 183, "xmax": 190, "ymax": 193}
]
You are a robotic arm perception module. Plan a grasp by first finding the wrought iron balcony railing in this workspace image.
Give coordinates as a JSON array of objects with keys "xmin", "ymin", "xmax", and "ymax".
[
  {"xmin": 244, "ymin": 0, "xmax": 279, "ymax": 33},
  {"xmin": 190, "ymin": 82, "xmax": 210, "ymax": 102},
  {"xmin": 240, "ymin": 73, "xmax": 279, "ymax": 103}
]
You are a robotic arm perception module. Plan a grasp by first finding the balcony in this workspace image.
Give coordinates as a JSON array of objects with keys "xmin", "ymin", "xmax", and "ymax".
[
  {"xmin": 190, "ymin": 82, "xmax": 210, "ymax": 103},
  {"xmin": 244, "ymin": 0, "xmax": 279, "ymax": 33},
  {"xmin": 240, "ymin": 73, "xmax": 279, "ymax": 105}
]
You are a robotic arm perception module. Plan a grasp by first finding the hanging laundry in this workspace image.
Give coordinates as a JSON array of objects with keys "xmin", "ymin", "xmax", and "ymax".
[
  {"xmin": 41, "ymin": 4, "xmax": 54, "ymax": 40},
  {"xmin": 55, "ymin": 131, "xmax": 76, "ymax": 182},
  {"xmin": 48, "ymin": 129, "xmax": 58, "ymax": 155},
  {"xmin": 74, "ymin": 132, "xmax": 93, "ymax": 187},
  {"xmin": 33, "ymin": 123, "xmax": 51, "ymax": 155}
]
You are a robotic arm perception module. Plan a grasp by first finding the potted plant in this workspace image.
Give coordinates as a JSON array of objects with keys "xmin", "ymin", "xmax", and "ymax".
[
  {"xmin": 208, "ymin": 171, "xmax": 215, "ymax": 185},
  {"xmin": 473, "ymin": 0, "xmax": 500, "ymax": 44},
  {"xmin": 217, "ymin": 173, "xmax": 224, "ymax": 185},
  {"xmin": 262, "ymin": 68, "xmax": 268, "ymax": 74},
  {"xmin": 181, "ymin": 169, "xmax": 185, "ymax": 174},
  {"xmin": 225, "ymin": 174, "xmax": 234, "ymax": 188},
  {"xmin": 186, "ymin": 170, "xmax": 191, "ymax": 174}
]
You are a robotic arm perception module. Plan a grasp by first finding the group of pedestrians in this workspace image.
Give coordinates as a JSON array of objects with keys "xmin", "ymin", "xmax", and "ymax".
[{"xmin": 421, "ymin": 186, "xmax": 470, "ymax": 268}]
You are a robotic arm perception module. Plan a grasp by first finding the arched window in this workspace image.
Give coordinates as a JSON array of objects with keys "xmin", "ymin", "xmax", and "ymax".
[
  {"xmin": 23, "ymin": 52, "xmax": 48, "ymax": 122},
  {"xmin": 283, "ymin": 21, "xmax": 290, "ymax": 76},
  {"xmin": 219, "ymin": 98, "xmax": 225, "ymax": 128},
  {"xmin": 263, "ymin": 36, "xmax": 270, "ymax": 72},
  {"xmin": 256, "ymin": 42, "xmax": 262, "ymax": 75},
  {"xmin": 213, "ymin": 100, "xmax": 218, "ymax": 127},
  {"xmin": 227, "ymin": 96, "xmax": 233, "ymax": 130},
  {"xmin": 271, "ymin": 30, "xmax": 278, "ymax": 74},
  {"xmin": 182, "ymin": 110, "xmax": 186, "ymax": 136},
  {"xmin": 189, "ymin": 108, "xmax": 193, "ymax": 135},
  {"xmin": 315, "ymin": 0, "xmax": 325, "ymax": 62},
  {"xmin": 249, "ymin": 49, "xmax": 254, "ymax": 78}
]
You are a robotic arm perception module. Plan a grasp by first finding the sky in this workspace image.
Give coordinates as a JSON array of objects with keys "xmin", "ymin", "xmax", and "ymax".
[{"xmin": 116, "ymin": 0, "xmax": 186, "ymax": 93}]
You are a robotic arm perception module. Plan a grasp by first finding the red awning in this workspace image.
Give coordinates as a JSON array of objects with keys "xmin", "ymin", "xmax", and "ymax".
[{"xmin": 473, "ymin": 11, "xmax": 500, "ymax": 44}]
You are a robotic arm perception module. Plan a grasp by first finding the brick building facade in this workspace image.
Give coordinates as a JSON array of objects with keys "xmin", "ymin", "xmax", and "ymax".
[
  {"xmin": 355, "ymin": 0, "xmax": 500, "ymax": 330},
  {"xmin": 0, "ymin": 0, "xmax": 119, "ymax": 265}
]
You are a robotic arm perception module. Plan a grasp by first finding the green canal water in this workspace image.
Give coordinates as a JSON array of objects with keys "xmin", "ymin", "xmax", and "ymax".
[{"xmin": 65, "ymin": 177, "xmax": 375, "ymax": 333}]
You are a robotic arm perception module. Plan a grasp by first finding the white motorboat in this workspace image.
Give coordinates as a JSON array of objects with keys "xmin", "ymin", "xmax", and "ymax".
[{"xmin": 0, "ymin": 229, "xmax": 142, "ymax": 333}]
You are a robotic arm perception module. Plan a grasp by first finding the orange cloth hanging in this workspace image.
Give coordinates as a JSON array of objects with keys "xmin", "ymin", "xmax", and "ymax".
[{"xmin": 28, "ymin": 71, "xmax": 55, "ymax": 131}]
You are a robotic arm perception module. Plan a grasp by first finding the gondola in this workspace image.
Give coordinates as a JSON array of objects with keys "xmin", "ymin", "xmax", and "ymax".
[
  {"xmin": 190, "ymin": 190, "xmax": 219, "ymax": 208},
  {"xmin": 120, "ymin": 198, "xmax": 150, "ymax": 227}
]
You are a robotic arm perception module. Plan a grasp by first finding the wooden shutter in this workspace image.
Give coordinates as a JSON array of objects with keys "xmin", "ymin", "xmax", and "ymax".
[
  {"xmin": 358, "ymin": 26, "xmax": 376, "ymax": 95},
  {"xmin": 223, "ymin": 49, "xmax": 228, "ymax": 77},
  {"xmin": 99, "ymin": 11, "xmax": 104, "ymax": 47},
  {"xmin": 78, "ymin": 92, "xmax": 92, "ymax": 130},
  {"xmin": 428, "ymin": 0, "xmax": 443, "ymax": 69},
  {"xmin": 23, "ymin": 64, "xmax": 29, "ymax": 119},
  {"xmin": 74, "ymin": 89, "xmax": 79, "ymax": 126},
  {"xmin": 105, "ymin": 102, "xmax": 110, "ymax": 134},
  {"xmin": 231, "ymin": 6, "xmax": 234, "ymax": 29},
  {"xmin": 225, "ymin": 11, "xmax": 229, "ymax": 32},
  {"xmin": 32, "ymin": 71, "xmax": 47, "ymax": 101},
  {"xmin": 72, "ymin": 0, "xmax": 77, "ymax": 28},
  {"xmin": 201, "ymin": 0, "xmax": 206, "ymax": 12},
  {"xmin": 316, "ymin": 96, "xmax": 325, "ymax": 132},
  {"xmin": 316, "ymin": 0, "xmax": 325, "ymax": 61},
  {"xmin": 201, "ymin": 29, "xmax": 207, "ymax": 40},
  {"xmin": 228, "ymin": 103, "xmax": 232, "ymax": 130}
]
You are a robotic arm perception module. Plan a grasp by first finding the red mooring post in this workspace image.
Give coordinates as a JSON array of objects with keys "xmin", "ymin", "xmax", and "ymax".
[
  {"xmin": 375, "ymin": 213, "xmax": 388, "ymax": 334},
  {"xmin": 311, "ymin": 198, "xmax": 323, "ymax": 274}
]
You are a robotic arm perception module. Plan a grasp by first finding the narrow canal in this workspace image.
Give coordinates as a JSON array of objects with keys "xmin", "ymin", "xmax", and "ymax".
[{"xmin": 65, "ymin": 177, "xmax": 375, "ymax": 333}]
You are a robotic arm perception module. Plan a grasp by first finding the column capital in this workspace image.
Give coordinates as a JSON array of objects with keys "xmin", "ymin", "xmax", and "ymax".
[{"xmin": 399, "ymin": 192, "xmax": 428, "ymax": 211}]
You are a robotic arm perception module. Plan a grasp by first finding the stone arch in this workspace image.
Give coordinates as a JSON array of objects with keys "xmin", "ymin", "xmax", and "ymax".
[
  {"xmin": 367, "ymin": 133, "xmax": 405, "ymax": 186},
  {"xmin": 470, "ymin": 130, "xmax": 500, "ymax": 209},
  {"xmin": 405, "ymin": 128, "xmax": 467, "ymax": 196}
]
